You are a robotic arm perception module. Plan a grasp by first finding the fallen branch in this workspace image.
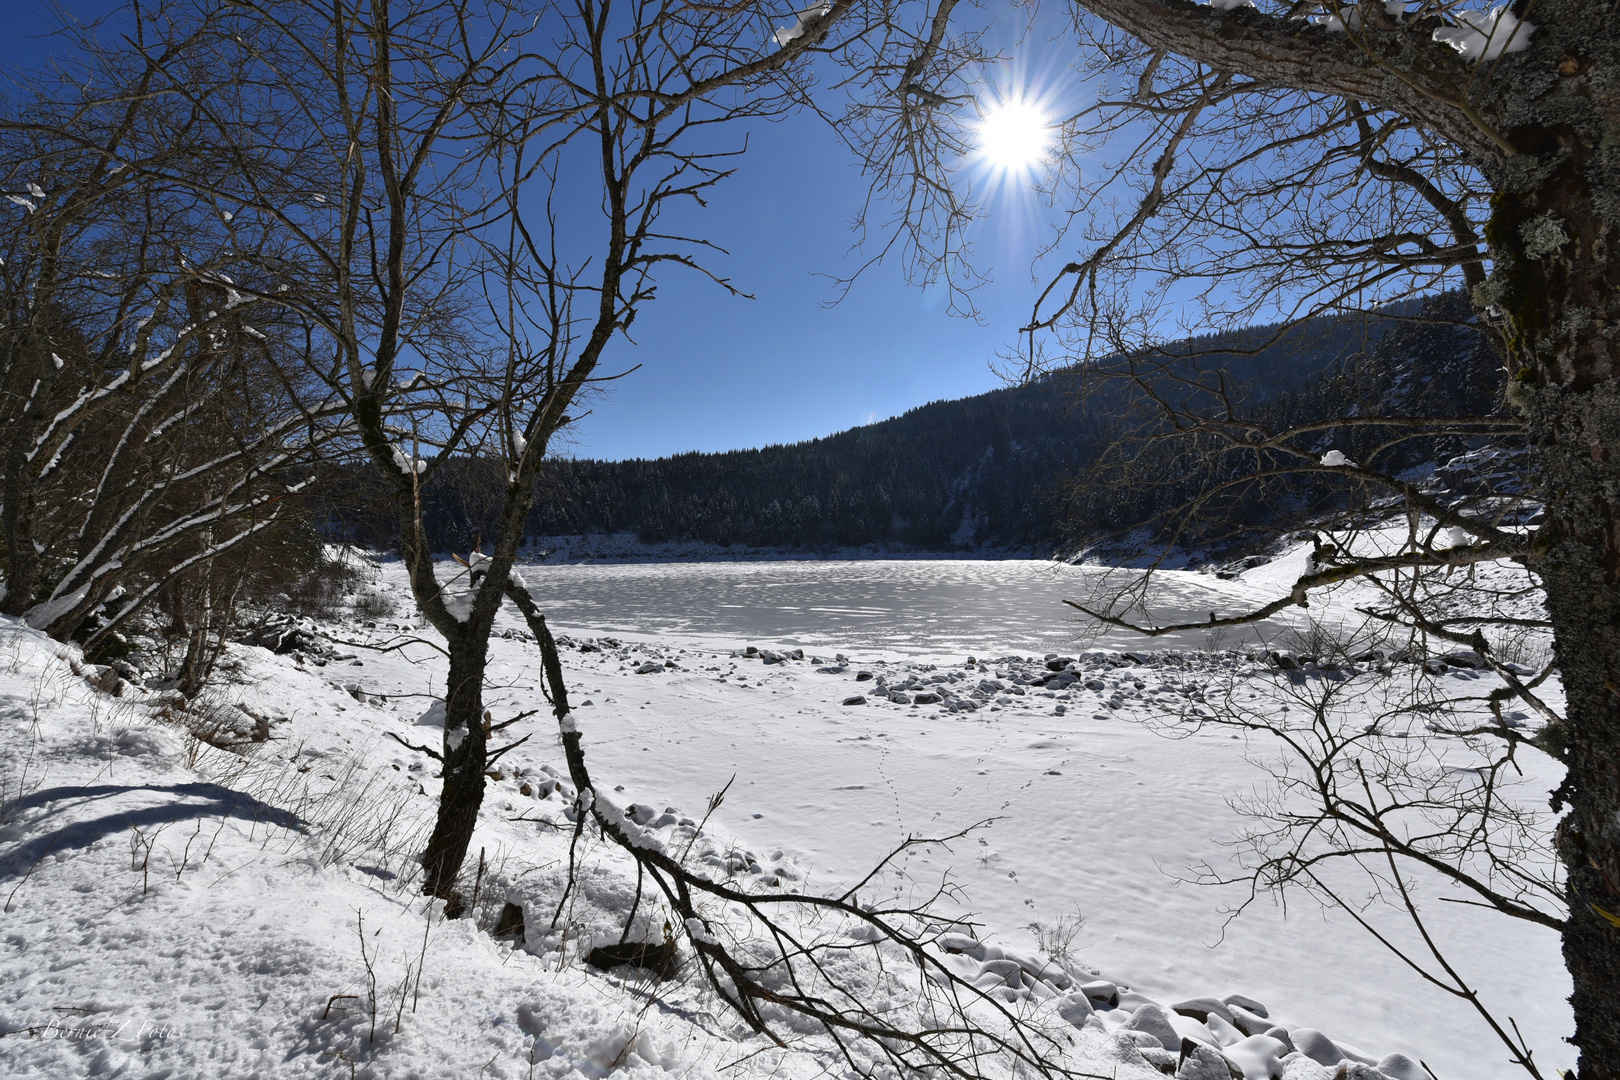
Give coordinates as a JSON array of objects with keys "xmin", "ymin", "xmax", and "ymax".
[{"xmin": 505, "ymin": 580, "xmax": 1103, "ymax": 1080}]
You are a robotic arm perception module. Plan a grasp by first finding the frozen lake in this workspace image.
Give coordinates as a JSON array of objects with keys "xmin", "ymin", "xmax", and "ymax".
[
  {"xmin": 483, "ymin": 555, "xmax": 1570, "ymax": 1079},
  {"xmin": 514, "ymin": 558, "xmax": 1294, "ymax": 656}
]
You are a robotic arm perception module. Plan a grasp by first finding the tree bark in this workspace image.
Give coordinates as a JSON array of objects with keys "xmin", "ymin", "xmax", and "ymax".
[
  {"xmin": 0, "ymin": 336, "xmax": 54, "ymax": 616},
  {"xmin": 0, "ymin": 436, "xmax": 39, "ymax": 616},
  {"xmin": 1499, "ymin": 113, "xmax": 1620, "ymax": 1080},
  {"xmin": 1536, "ymin": 441, "xmax": 1620, "ymax": 1077},
  {"xmin": 1475, "ymin": 9, "xmax": 1620, "ymax": 1072},
  {"xmin": 419, "ymin": 630, "xmax": 490, "ymax": 909},
  {"xmin": 1058, "ymin": 0, "xmax": 1620, "ymax": 1071}
]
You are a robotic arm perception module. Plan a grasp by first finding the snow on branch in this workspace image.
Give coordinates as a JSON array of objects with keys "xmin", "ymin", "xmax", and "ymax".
[
  {"xmin": 1432, "ymin": 6, "xmax": 1534, "ymax": 61},
  {"xmin": 391, "ymin": 445, "xmax": 429, "ymax": 476}
]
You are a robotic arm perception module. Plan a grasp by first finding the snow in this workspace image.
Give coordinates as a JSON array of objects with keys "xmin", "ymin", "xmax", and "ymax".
[
  {"xmin": 21, "ymin": 583, "xmax": 91, "ymax": 630},
  {"xmin": 0, "ymin": 536, "xmax": 1573, "ymax": 1078},
  {"xmin": 1432, "ymin": 6, "xmax": 1534, "ymax": 60},
  {"xmin": 773, "ymin": 3, "xmax": 830, "ymax": 45},
  {"xmin": 1319, "ymin": 450, "xmax": 1353, "ymax": 467},
  {"xmin": 390, "ymin": 445, "xmax": 428, "ymax": 476}
]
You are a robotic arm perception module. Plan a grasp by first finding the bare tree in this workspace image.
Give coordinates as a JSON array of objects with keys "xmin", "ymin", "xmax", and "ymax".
[
  {"xmin": 35, "ymin": 5, "xmax": 1133, "ymax": 1071},
  {"xmin": 0, "ymin": 25, "xmax": 340, "ymax": 650},
  {"xmin": 110, "ymin": 0, "xmax": 991, "ymax": 918},
  {"xmin": 903, "ymin": 0, "xmax": 1620, "ymax": 1073}
]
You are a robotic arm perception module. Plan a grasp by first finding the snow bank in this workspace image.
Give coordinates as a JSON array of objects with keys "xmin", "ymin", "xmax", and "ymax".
[{"xmin": 0, "ymin": 533, "xmax": 1570, "ymax": 1078}]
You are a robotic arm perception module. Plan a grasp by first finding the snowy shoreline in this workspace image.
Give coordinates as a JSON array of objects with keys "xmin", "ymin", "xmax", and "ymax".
[{"xmin": 0, "ymin": 545, "xmax": 1571, "ymax": 1079}]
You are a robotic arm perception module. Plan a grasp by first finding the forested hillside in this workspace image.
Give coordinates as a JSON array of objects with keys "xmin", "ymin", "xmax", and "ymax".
[{"xmin": 319, "ymin": 298, "xmax": 1501, "ymax": 557}]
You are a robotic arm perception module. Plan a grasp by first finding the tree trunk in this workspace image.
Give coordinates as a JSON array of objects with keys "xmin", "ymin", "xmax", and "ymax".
[
  {"xmin": 0, "ymin": 438, "xmax": 38, "ymax": 616},
  {"xmin": 419, "ymin": 630, "xmax": 490, "ymax": 911},
  {"xmin": 1539, "ymin": 498, "xmax": 1620, "ymax": 1079},
  {"xmin": 1493, "ymin": 105, "xmax": 1620, "ymax": 1075},
  {"xmin": 0, "ymin": 338, "xmax": 49, "ymax": 617}
]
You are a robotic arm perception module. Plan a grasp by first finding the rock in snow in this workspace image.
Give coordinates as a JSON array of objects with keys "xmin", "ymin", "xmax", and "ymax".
[
  {"xmin": 1293, "ymin": 1027, "xmax": 1367, "ymax": 1067},
  {"xmin": 1174, "ymin": 996, "xmax": 1237, "ymax": 1026},
  {"xmin": 1056, "ymin": 992, "xmax": 1094, "ymax": 1026},
  {"xmin": 1126, "ymin": 1003, "xmax": 1183, "ymax": 1051}
]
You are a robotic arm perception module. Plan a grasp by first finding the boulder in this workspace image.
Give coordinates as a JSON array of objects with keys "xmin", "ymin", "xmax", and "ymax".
[
  {"xmin": 1165, "ymin": 1010, "xmax": 1220, "ymax": 1050},
  {"xmin": 1291, "ymin": 1029, "xmax": 1349, "ymax": 1067},
  {"xmin": 1205, "ymin": 1014, "xmax": 1245, "ymax": 1047},
  {"xmin": 937, "ymin": 933, "xmax": 984, "ymax": 956},
  {"xmin": 841, "ymin": 695, "xmax": 867, "ymax": 706},
  {"xmin": 1140, "ymin": 1046, "xmax": 1180, "ymax": 1074},
  {"xmin": 1124, "ymin": 1003, "xmax": 1182, "ymax": 1051},
  {"xmin": 494, "ymin": 902, "xmax": 525, "ymax": 941},
  {"xmin": 1172, "ymin": 997, "xmax": 1236, "ymax": 1026},
  {"xmin": 978, "ymin": 958, "xmax": 1024, "ymax": 986},
  {"xmin": 1228, "ymin": 1005, "xmax": 1272, "ymax": 1036},
  {"xmin": 1223, "ymin": 1034, "xmax": 1288, "ymax": 1080},
  {"xmin": 93, "ymin": 667, "xmax": 125, "ymax": 696},
  {"xmin": 1119, "ymin": 1028, "xmax": 1165, "ymax": 1051},
  {"xmin": 1056, "ymin": 992, "xmax": 1094, "ymax": 1027},
  {"xmin": 1175, "ymin": 1042, "xmax": 1241, "ymax": 1080},
  {"xmin": 1081, "ymin": 979, "xmax": 1119, "ymax": 1008},
  {"xmin": 1374, "ymin": 1053, "xmax": 1427, "ymax": 1080}
]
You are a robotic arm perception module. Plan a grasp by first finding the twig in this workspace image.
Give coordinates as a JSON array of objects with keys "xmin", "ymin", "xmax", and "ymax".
[{"xmin": 385, "ymin": 731, "xmax": 443, "ymax": 761}]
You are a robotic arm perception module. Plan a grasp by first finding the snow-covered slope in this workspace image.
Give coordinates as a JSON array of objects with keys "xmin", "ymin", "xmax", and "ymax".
[{"xmin": 0, "ymin": 546, "xmax": 1570, "ymax": 1078}]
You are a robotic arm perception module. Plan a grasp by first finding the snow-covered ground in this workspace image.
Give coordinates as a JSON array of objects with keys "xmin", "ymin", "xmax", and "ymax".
[{"xmin": 0, "ymin": 548, "xmax": 1571, "ymax": 1078}]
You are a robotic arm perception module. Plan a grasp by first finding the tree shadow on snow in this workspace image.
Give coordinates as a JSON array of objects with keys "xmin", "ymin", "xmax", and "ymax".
[{"xmin": 0, "ymin": 782, "xmax": 306, "ymax": 873}]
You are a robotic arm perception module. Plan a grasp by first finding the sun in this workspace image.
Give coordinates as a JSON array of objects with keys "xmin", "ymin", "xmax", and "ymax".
[{"xmin": 975, "ymin": 99, "xmax": 1051, "ymax": 172}]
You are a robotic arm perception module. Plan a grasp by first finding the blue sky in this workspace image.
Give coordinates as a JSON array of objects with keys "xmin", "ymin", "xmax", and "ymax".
[
  {"xmin": 561, "ymin": 109, "xmax": 1064, "ymax": 462},
  {"xmin": 4, "ymin": 1, "xmax": 1074, "ymax": 463}
]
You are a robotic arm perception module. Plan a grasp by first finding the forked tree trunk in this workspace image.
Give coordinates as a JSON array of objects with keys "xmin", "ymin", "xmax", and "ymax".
[
  {"xmin": 1493, "ymin": 104, "xmax": 1620, "ymax": 1075},
  {"xmin": 420, "ymin": 631, "xmax": 490, "ymax": 910}
]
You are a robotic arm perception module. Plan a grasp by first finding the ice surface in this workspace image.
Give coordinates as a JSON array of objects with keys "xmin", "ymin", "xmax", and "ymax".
[{"xmin": 511, "ymin": 558, "xmax": 1293, "ymax": 655}]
